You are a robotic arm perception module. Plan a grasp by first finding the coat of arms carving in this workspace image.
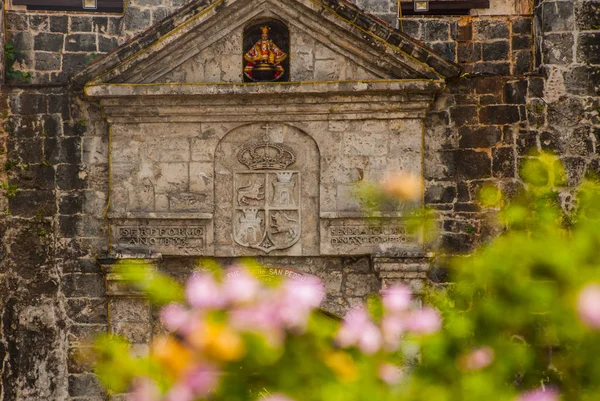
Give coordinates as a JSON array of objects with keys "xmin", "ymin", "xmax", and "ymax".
[{"xmin": 233, "ymin": 126, "xmax": 301, "ymax": 253}]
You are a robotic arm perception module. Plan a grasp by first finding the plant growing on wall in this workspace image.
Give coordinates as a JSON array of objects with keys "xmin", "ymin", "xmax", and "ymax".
[
  {"xmin": 93, "ymin": 155, "xmax": 600, "ymax": 401},
  {"xmin": 4, "ymin": 44, "xmax": 31, "ymax": 84}
]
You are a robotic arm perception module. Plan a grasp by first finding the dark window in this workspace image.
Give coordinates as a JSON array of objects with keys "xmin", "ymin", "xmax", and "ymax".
[
  {"xmin": 401, "ymin": 0, "xmax": 489, "ymax": 15},
  {"xmin": 12, "ymin": 0, "xmax": 123, "ymax": 12}
]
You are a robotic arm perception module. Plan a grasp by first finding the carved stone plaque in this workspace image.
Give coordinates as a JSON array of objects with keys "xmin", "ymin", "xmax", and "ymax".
[
  {"xmin": 233, "ymin": 171, "xmax": 301, "ymax": 253},
  {"xmin": 111, "ymin": 218, "xmax": 212, "ymax": 256}
]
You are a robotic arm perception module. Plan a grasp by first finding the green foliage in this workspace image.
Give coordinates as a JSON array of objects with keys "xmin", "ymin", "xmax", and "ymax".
[
  {"xmin": 0, "ymin": 182, "xmax": 18, "ymax": 198},
  {"xmin": 4, "ymin": 43, "xmax": 32, "ymax": 84},
  {"xmin": 113, "ymin": 260, "xmax": 184, "ymax": 306}
]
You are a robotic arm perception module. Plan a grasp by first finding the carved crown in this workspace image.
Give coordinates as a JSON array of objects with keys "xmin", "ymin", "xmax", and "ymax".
[
  {"xmin": 237, "ymin": 141, "xmax": 296, "ymax": 170},
  {"xmin": 260, "ymin": 26, "xmax": 271, "ymax": 35}
]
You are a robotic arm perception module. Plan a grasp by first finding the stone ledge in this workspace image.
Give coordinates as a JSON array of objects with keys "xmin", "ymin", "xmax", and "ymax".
[
  {"xmin": 85, "ymin": 80, "xmax": 446, "ymax": 98},
  {"xmin": 107, "ymin": 212, "xmax": 213, "ymax": 220}
]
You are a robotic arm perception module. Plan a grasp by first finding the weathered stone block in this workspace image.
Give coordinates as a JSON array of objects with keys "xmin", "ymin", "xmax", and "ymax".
[
  {"xmin": 10, "ymin": 164, "xmax": 55, "ymax": 190},
  {"xmin": 542, "ymin": 1, "xmax": 574, "ymax": 32},
  {"xmin": 29, "ymin": 15, "xmax": 49, "ymax": 31},
  {"xmin": 563, "ymin": 66, "xmax": 600, "ymax": 96},
  {"xmin": 34, "ymin": 32, "xmax": 64, "ymax": 52},
  {"xmin": 475, "ymin": 20, "xmax": 510, "ymax": 40},
  {"xmin": 512, "ymin": 35, "xmax": 531, "ymax": 51},
  {"xmin": 543, "ymin": 33, "xmax": 574, "ymax": 64},
  {"xmin": 422, "ymin": 20, "xmax": 450, "ymax": 41},
  {"xmin": 492, "ymin": 147, "xmax": 515, "ymax": 178},
  {"xmin": 513, "ymin": 51, "xmax": 532, "ymax": 75},
  {"xmin": 59, "ymin": 192, "xmax": 84, "ymax": 215},
  {"xmin": 109, "ymin": 298, "xmax": 150, "ymax": 323},
  {"xmin": 62, "ymin": 53, "xmax": 89, "ymax": 76},
  {"xmin": 479, "ymin": 105, "xmax": 521, "ymax": 124},
  {"xmin": 123, "ymin": 7, "xmax": 152, "ymax": 32},
  {"xmin": 35, "ymin": 52, "xmax": 62, "ymax": 71},
  {"xmin": 70, "ymin": 16, "xmax": 93, "ymax": 32},
  {"xmin": 68, "ymin": 373, "xmax": 106, "ymax": 397},
  {"xmin": 450, "ymin": 105, "xmax": 478, "ymax": 126},
  {"xmin": 50, "ymin": 15, "xmax": 68, "ymax": 33},
  {"xmin": 65, "ymin": 34, "xmax": 97, "ymax": 52},
  {"xmin": 7, "ymin": 31, "xmax": 33, "ymax": 51},
  {"xmin": 577, "ymin": 33, "xmax": 600, "ymax": 64},
  {"xmin": 62, "ymin": 273, "xmax": 106, "ymax": 298},
  {"xmin": 576, "ymin": 1, "xmax": 600, "ymax": 30},
  {"xmin": 458, "ymin": 42, "xmax": 481, "ymax": 63},
  {"xmin": 432, "ymin": 42, "xmax": 456, "ymax": 62},
  {"xmin": 517, "ymin": 131, "xmax": 539, "ymax": 155},
  {"xmin": 474, "ymin": 62, "xmax": 511, "ymax": 75},
  {"xmin": 56, "ymin": 164, "xmax": 87, "ymax": 190},
  {"xmin": 99, "ymin": 35, "xmax": 119, "ymax": 53},
  {"xmin": 512, "ymin": 17, "xmax": 532, "ymax": 35},
  {"xmin": 345, "ymin": 274, "xmax": 380, "ymax": 297},
  {"xmin": 458, "ymin": 126, "xmax": 502, "ymax": 148},
  {"xmin": 9, "ymin": 190, "xmax": 56, "ymax": 217},
  {"xmin": 453, "ymin": 150, "xmax": 491, "ymax": 179},
  {"xmin": 424, "ymin": 183, "xmax": 456, "ymax": 204},
  {"xmin": 504, "ymin": 79, "xmax": 528, "ymax": 104},
  {"xmin": 7, "ymin": 12, "xmax": 29, "ymax": 30},
  {"xmin": 67, "ymin": 299, "xmax": 108, "ymax": 324},
  {"xmin": 482, "ymin": 40, "xmax": 510, "ymax": 61}
]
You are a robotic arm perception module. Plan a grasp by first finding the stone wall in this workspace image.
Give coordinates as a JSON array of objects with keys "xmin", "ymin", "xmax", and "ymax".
[{"xmin": 0, "ymin": 0, "xmax": 598, "ymax": 400}]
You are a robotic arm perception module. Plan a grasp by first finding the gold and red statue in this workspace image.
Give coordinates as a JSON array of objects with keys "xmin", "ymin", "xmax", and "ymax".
[{"xmin": 244, "ymin": 26, "xmax": 288, "ymax": 81}]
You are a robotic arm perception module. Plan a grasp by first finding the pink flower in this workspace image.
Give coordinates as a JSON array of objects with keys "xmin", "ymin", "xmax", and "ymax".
[
  {"xmin": 160, "ymin": 303, "xmax": 195, "ymax": 335},
  {"xmin": 186, "ymin": 273, "xmax": 225, "ymax": 310},
  {"xmin": 229, "ymin": 301, "xmax": 285, "ymax": 346},
  {"xmin": 184, "ymin": 365, "xmax": 219, "ymax": 396},
  {"xmin": 276, "ymin": 277, "xmax": 325, "ymax": 331},
  {"xmin": 165, "ymin": 384, "xmax": 194, "ymax": 401},
  {"xmin": 382, "ymin": 284, "xmax": 412, "ymax": 314},
  {"xmin": 460, "ymin": 346, "xmax": 495, "ymax": 371},
  {"xmin": 381, "ymin": 314, "xmax": 406, "ymax": 351},
  {"xmin": 128, "ymin": 377, "xmax": 160, "ymax": 401},
  {"xmin": 405, "ymin": 307, "xmax": 442, "ymax": 335},
  {"xmin": 515, "ymin": 388, "xmax": 559, "ymax": 401},
  {"xmin": 261, "ymin": 393, "xmax": 296, "ymax": 401},
  {"xmin": 378, "ymin": 363, "xmax": 403, "ymax": 385},
  {"xmin": 577, "ymin": 284, "xmax": 600, "ymax": 329},
  {"xmin": 337, "ymin": 308, "xmax": 382, "ymax": 354},
  {"xmin": 222, "ymin": 268, "xmax": 261, "ymax": 305},
  {"xmin": 280, "ymin": 277, "xmax": 325, "ymax": 310}
]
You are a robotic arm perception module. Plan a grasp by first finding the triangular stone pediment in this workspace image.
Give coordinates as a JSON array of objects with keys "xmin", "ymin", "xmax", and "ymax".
[{"xmin": 74, "ymin": 0, "xmax": 459, "ymax": 89}]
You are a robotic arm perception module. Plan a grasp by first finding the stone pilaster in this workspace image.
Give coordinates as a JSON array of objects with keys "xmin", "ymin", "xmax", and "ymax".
[
  {"xmin": 372, "ymin": 253, "xmax": 433, "ymax": 294},
  {"xmin": 97, "ymin": 253, "xmax": 162, "ymax": 358}
]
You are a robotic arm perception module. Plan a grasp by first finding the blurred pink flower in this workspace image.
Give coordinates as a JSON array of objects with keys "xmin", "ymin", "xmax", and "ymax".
[
  {"xmin": 378, "ymin": 363, "xmax": 403, "ymax": 385},
  {"xmin": 277, "ymin": 277, "xmax": 325, "ymax": 331},
  {"xmin": 185, "ymin": 365, "xmax": 219, "ymax": 395},
  {"xmin": 160, "ymin": 303, "xmax": 195, "ymax": 335},
  {"xmin": 381, "ymin": 314, "xmax": 406, "ymax": 351},
  {"xmin": 280, "ymin": 277, "xmax": 325, "ymax": 310},
  {"xmin": 165, "ymin": 384, "xmax": 193, "ymax": 401},
  {"xmin": 382, "ymin": 284, "xmax": 412, "ymax": 314},
  {"xmin": 515, "ymin": 388, "xmax": 559, "ymax": 401},
  {"xmin": 222, "ymin": 268, "xmax": 261, "ymax": 305},
  {"xmin": 460, "ymin": 346, "xmax": 495, "ymax": 371},
  {"xmin": 186, "ymin": 273, "xmax": 225, "ymax": 310},
  {"xmin": 337, "ymin": 307, "xmax": 382, "ymax": 354},
  {"xmin": 128, "ymin": 377, "xmax": 160, "ymax": 401},
  {"xmin": 261, "ymin": 394, "xmax": 295, "ymax": 401},
  {"xmin": 405, "ymin": 307, "xmax": 442, "ymax": 335},
  {"xmin": 229, "ymin": 301, "xmax": 285, "ymax": 346},
  {"xmin": 577, "ymin": 284, "xmax": 600, "ymax": 329}
]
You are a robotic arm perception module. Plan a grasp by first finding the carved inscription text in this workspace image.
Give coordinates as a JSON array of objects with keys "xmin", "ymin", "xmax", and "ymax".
[
  {"xmin": 329, "ymin": 225, "xmax": 414, "ymax": 245},
  {"xmin": 118, "ymin": 226, "xmax": 205, "ymax": 249}
]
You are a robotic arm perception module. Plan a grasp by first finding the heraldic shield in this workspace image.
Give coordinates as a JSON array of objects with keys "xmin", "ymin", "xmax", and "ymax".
[{"xmin": 233, "ymin": 171, "xmax": 301, "ymax": 252}]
